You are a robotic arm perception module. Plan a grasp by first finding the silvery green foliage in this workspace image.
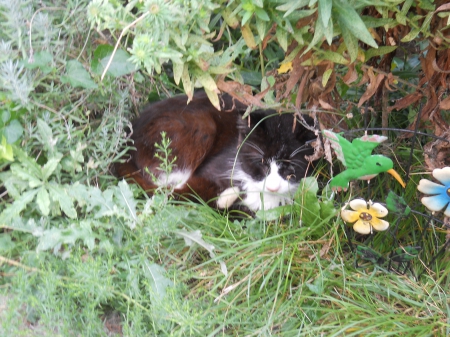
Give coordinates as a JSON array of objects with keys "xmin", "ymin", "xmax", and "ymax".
[
  {"xmin": 30, "ymin": 12, "xmax": 59, "ymax": 50},
  {"xmin": 0, "ymin": 60, "xmax": 33, "ymax": 106},
  {"xmin": 0, "ymin": 40, "xmax": 14, "ymax": 62},
  {"xmin": 0, "ymin": 0, "xmax": 33, "ymax": 42}
]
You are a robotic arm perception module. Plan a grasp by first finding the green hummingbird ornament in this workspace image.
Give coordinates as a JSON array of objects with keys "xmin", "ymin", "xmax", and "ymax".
[{"xmin": 323, "ymin": 130, "xmax": 406, "ymax": 191}]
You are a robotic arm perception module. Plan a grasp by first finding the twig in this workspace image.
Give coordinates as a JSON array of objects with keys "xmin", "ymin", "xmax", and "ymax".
[
  {"xmin": 101, "ymin": 12, "xmax": 150, "ymax": 81},
  {"xmin": 0, "ymin": 255, "xmax": 40, "ymax": 273},
  {"xmin": 28, "ymin": 7, "xmax": 65, "ymax": 62}
]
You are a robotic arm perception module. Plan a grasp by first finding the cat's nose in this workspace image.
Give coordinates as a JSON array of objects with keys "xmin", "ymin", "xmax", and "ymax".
[{"xmin": 266, "ymin": 185, "xmax": 280, "ymax": 192}]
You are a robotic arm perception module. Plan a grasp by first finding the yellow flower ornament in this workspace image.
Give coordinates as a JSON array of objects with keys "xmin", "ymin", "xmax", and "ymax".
[{"xmin": 341, "ymin": 199, "xmax": 389, "ymax": 234}]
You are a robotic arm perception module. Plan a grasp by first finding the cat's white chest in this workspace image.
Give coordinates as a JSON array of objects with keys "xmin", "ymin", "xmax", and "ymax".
[{"xmin": 218, "ymin": 162, "xmax": 299, "ymax": 211}]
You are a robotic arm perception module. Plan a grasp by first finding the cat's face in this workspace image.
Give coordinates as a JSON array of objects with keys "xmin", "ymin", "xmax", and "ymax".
[{"xmin": 233, "ymin": 111, "xmax": 316, "ymax": 210}]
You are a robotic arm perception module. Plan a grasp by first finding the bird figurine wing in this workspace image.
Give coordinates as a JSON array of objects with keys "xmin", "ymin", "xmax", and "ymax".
[{"xmin": 323, "ymin": 130, "xmax": 388, "ymax": 170}]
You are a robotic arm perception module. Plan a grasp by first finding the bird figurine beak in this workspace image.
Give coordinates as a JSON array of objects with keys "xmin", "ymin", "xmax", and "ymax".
[{"xmin": 387, "ymin": 169, "xmax": 406, "ymax": 188}]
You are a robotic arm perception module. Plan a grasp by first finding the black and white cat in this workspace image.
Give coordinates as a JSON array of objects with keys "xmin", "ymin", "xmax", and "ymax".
[{"xmin": 116, "ymin": 91, "xmax": 317, "ymax": 212}]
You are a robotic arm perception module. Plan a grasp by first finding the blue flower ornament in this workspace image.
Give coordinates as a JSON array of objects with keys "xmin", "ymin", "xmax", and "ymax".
[{"xmin": 417, "ymin": 167, "xmax": 450, "ymax": 217}]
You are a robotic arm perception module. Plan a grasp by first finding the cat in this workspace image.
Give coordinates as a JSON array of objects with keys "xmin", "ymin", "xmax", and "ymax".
[{"xmin": 115, "ymin": 91, "xmax": 317, "ymax": 212}]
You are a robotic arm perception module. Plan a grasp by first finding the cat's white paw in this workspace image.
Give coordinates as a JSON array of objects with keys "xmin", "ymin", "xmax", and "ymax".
[{"xmin": 217, "ymin": 186, "xmax": 240, "ymax": 209}]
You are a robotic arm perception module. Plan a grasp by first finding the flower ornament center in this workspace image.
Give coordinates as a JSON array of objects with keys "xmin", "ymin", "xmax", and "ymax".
[
  {"xmin": 359, "ymin": 212, "xmax": 373, "ymax": 221},
  {"xmin": 447, "ymin": 188, "xmax": 450, "ymax": 197}
]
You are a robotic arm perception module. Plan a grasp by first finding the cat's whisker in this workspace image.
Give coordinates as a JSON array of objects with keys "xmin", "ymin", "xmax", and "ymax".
[
  {"xmin": 290, "ymin": 160, "xmax": 308, "ymax": 170},
  {"xmin": 244, "ymin": 141, "xmax": 265, "ymax": 156},
  {"xmin": 289, "ymin": 144, "xmax": 311, "ymax": 158}
]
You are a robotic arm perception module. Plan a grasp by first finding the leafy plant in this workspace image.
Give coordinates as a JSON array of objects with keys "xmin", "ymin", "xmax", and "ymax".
[{"xmin": 0, "ymin": 0, "xmax": 449, "ymax": 336}]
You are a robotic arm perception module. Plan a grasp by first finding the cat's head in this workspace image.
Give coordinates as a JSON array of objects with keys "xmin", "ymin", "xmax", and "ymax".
[{"xmin": 235, "ymin": 110, "xmax": 317, "ymax": 209}]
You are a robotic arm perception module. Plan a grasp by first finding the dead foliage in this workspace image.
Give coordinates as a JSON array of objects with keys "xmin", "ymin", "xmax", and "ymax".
[{"xmin": 217, "ymin": 2, "xmax": 450, "ymax": 171}]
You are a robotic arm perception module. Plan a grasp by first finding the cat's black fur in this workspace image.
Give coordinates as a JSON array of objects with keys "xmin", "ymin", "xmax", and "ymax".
[{"xmin": 116, "ymin": 91, "xmax": 317, "ymax": 211}]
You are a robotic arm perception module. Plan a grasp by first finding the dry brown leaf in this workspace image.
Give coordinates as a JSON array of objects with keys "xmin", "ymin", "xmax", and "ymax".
[
  {"xmin": 432, "ymin": 58, "xmax": 450, "ymax": 74},
  {"xmin": 296, "ymin": 69, "xmax": 314, "ymax": 108},
  {"xmin": 343, "ymin": 63, "xmax": 358, "ymax": 84},
  {"xmin": 421, "ymin": 46, "xmax": 436, "ymax": 81},
  {"xmin": 304, "ymin": 138, "xmax": 324, "ymax": 163},
  {"xmin": 241, "ymin": 24, "xmax": 257, "ymax": 49},
  {"xmin": 423, "ymin": 129, "xmax": 450, "ymax": 171},
  {"xmin": 357, "ymin": 68, "xmax": 385, "ymax": 107},
  {"xmin": 357, "ymin": 68, "xmax": 370, "ymax": 86},
  {"xmin": 439, "ymin": 96, "xmax": 450, "ymax": 110},
  {"xmin": 261, "ymin": 23, "xmax": 277, "ymax": 50},
  {"xmin": 216, "ymin": 77, "xmax": 265, "ymax": 108},
  {"xmin": 388, "ymin": 92, "xmax": 423, "ymax": 112},
  {"xmin": 318, "ymin": 98, "xmax": 335, "ymax": 110},
  {"xmin": 384, "ymin": 72, "xmax": 397, "ymax": 91},
  {"xmin": 282, "ymin": 63, "xmax": 305, "ymax": 99},
  {"xmin": 436, "ymin": 3, "xmax": 450, "ymax": 12}
]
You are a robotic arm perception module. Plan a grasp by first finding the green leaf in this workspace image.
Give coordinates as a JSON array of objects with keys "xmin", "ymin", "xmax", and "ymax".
[
  {"xmin": 241, "ymin": 70, "xmax": 262, "ymax": 86},
  {"xmin": 390, "ymin": 246, "xmax": 421, "ymax": 262},
  {"xmin": 3, "ymin": 119, "xmax": 23, "ymax": 143},
  {"xmin": 276, "ymin": 27, "xmax": 288, "ymax": 52},
  {"xmin": 0, "ymin": 135, "xmax": 14, "ymax": 161},
  {"xmin": 41, "ymin": 155, "xmax": 62, "ymax": 181},
  {"xmin": 0, "ymin": 189, "xmax": 39, "ymax": 224},
  {"xmin": 255, "ymin": 8, "xmax": 270, "ymax": 21},
  {"xmin": 304, "ymin": 16, "xmax": 325, "ymax": 54},
  {"xmin": 334, "ymin": 0, "xmax": 378, "ymax": 48},
  {"xmin": 323, "ymin": 16, "xmax": 334, "ymax": 45},
  {"xmin": 386, "ymin": 190, "xmax": 411, "ymax": 216},
  {"xmin": 241, "ymin": 10, "xmax": 253, "ymax": 26},
  {"xmin": 319, "ymin": 50, "xmax": 348, "ymax": 64},
  {"xmin": 91, "ymin": 45, "xmax": 137, "ymax": 77},
  {"xmin": 296, "ymin": 177, "xmax": 321, "ymax": 225},
  {"xmin": 192, "ymin": 68, "xmax": 219, "ymax": 108},
  {"xmin": 12, "ymin": 147, "xmax": 42, "ymax": 181},
  {"xmin": 256, "ymin": 205, "xmax": 291, "ymax": 220},
  {"xmin": 365, "ymin": 46, "xmax": 397, "ymax": 61},
  {"xmin": 0, "ymin": 233, "xmax": 15, "ymax": 252},
  {"xmin": 36, "ymin": 221, "xmax": 97, "ymax": 252},
  {"xmin": 418, "ymin": 0, "xmax": 434, "ymax": 11},
  {"xmin": 320, "ymin": 199, "xmax": 337, "ymax": 219},
  {"xmin": 322, "ymin": 69, "xmax": 333, "ymax": 87},
  {"xmin": 24, "ymin": 51, "xmax": 53, "ymax": 73},
  {"xmin": 305, "ymin": 275, "xmax": 324, "ymax": 295},
  {"xmin": 1, "ymin": 110, "xmax": 10, "ymax": 124},
  {"xmin": 11, "ymin": 164, "xmax": 43, "ymax": 188},
  {"xmin": 276, "ymin": 0, "xmax": 310, "ymax": 18},
  {"xmin": 356, "ymin": 245, "xmax": 385, "ymax": 264},
  {"xmin": 115, "ymin": 180, "xmax": 138, "ymax": 229},
  {"xmin": 339, "ymin": 18, "xmax": 359, "ymax": 62},
  {"xmin": 401, "ymin": 11, "xmax": 434, "ymax": 43},
  {"xmin": 401, "ymin": 28, "xmax": 420, "ymax": 43},
  {"xmin": 318, "ymin": 0, "xmax": 332, "ymax": 28},
  {"xmin": 256, "ymin": 16, "xmax": 268, "ymax": 38},
  {"xmin": 88, "ymin": 187, "xmax": 115, "ymax": 218},
  {"xmin": 61, "ymin": 60, "xmax": 98, "ymax": 89},
  {"xmin": 48, "ymin": 184, "xmax": 77, "ymax": 219},
  {"xmin": 181, "ymin": 63, "xmax": 193, "ymax": 99},
  {"xmin": 36, "ymin": 187, "xmax": 50, "ymax": 216},
  {"xmin": 204, "ymin": 87, "xmax": 220, "ymax": 111},
  {"xmin": 37, "ymin": 118, "xmax": 57, "ymax": 152},
  {"xmin": 173, "ymin": 62, "xmax": 184, "ymax": 85},
  {"xmin": 142, "ymin": 261, "xmax": 174, "ymax": 303}
]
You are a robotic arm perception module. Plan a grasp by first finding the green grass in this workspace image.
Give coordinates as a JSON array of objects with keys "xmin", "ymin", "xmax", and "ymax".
[{"xmin": 1, "ymin": 195, "xmax": 449, "ymax": 336}]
